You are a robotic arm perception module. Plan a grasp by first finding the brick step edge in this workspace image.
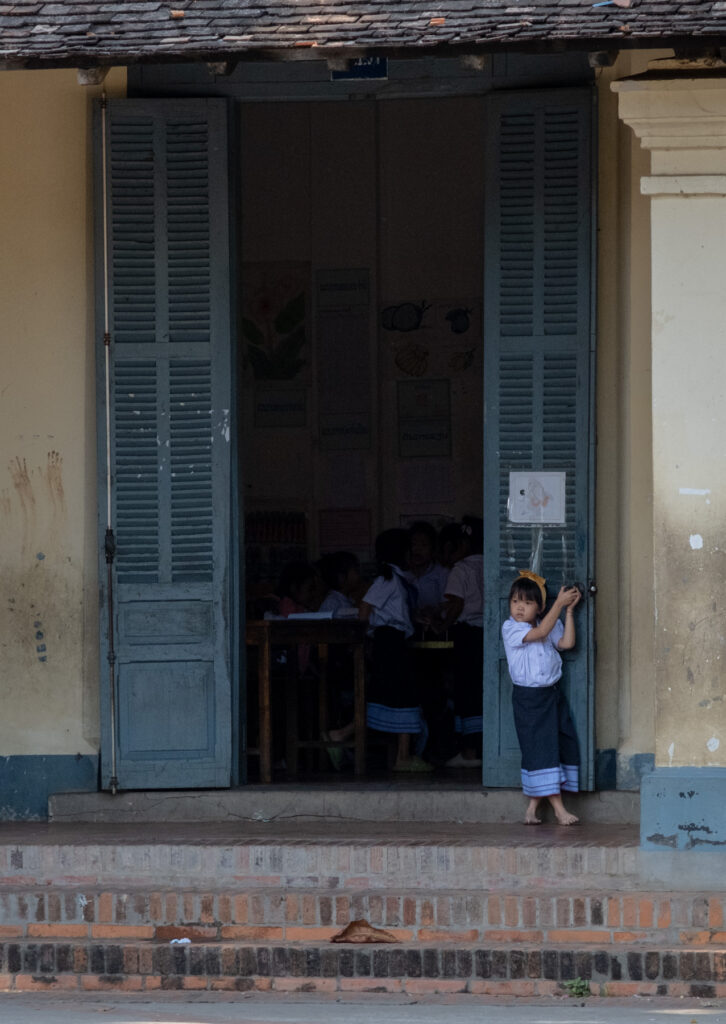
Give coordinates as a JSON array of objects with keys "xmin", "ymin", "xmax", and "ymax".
[
  {"xmin": 1, "ymin": 890, "xmax": 722, "ymax": 943},
  {"xmin": 1, "ymin": 941, "xmax": 725, "ymax": 994}
]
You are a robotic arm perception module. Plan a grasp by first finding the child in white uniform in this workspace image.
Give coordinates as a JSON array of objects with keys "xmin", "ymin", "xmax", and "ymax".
[
  {"xmin": 502, "ymin": 571, "xmax": 581, "ymax": 825},
  {"xmin": 439, "ymin": 518, "xmax": 484, "ymax": 768},
  {"xmin": 360, "ymin": 528, "xmax": 431, "ymax": 773}
]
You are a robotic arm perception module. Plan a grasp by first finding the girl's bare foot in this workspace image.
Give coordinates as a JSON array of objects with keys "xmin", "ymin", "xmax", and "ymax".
[
  {"xmin": 524, "ymin": 797, "xmax": 542, "ymax": 824},
  {"xmin": 547, "ymin": 793, "xmax": 579, "ymax": 825}
]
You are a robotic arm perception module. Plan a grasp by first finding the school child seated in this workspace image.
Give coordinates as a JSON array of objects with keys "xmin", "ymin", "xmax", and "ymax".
[
  {"xmin": 318, "ymin": 551, "xmax": 361, "ymax": 617},
  {"xmin": 438, "ymin": 517, "xmax": 484, "ymax": 769},
  {"xmin": 277, "ymin": 561, "xmax": 319, "ymax": 675},
  {"xmin": 502, "ymin": 571, "xmax": 581, "ymax": 825},
  {"xmin": 360, "ymin": 528, "xmax": 432, "ymax": 773},
  {"xmin": 317, "ymin": 551, "xmax": 361, "ymax": 768},
  {"xmin": 405, "ymin": 521, "xmax": 449, "ymax": 619}
]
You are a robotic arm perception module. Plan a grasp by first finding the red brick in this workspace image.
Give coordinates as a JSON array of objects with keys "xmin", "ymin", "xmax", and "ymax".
[
  {"xmin": 200, "ymin": 895, "xmax": 214, "ymax": 924},
  {"xmin": 250, "ymin": 894, "xmax": 265, "ymax": 924},
  {"xmin": 418, "ymin": 928, "xmax": 478, "ymax": 942},
  {"xmin": 484, "ymin": 929, "xmax": 543, "ymax": 943},
  {"xmin": 657, "ymin": 899, "xmax": 671, "ymax": 929},
  {"xmin": 253, "ymin": 978, "xmax": 273, "ymax": 991},
  {"xmin": 421, "ymin": 900, "xmax": 435, "ymax": 926},
  {"xmin": 613, "ymin": 931, "xmax": 647, "ymax": 942},
  {"xmin": 639, "ymin": 899, "xmax": 654, "ymax": 928},
  {"xmin": 548, "ymin": 929, "xmax": 607, "ymax": 943},
  {"xmin": 0, "ymin": 975, "xmax": 13, "ymax": 992},
  {"xmin": 165, "ymin": 893, "xmax": 177, "ymax": 923},
  {"xmin": 405, "ymin": 979, "xmax": 467, "ymax": 994},
  {"xmin": 274, "ymin": 977, "xmax": 339, "ymax": 992},
  {"xmin": 27, "ymin": 924, "xmax": 87, "ymax": 938},
  {"xmin": 709, "ymin": 899, "xmax": 724, "ymax": 929},
  {"xmin": 504, "ymin": 896, "xmax": 519, "ymax": 928},
  {"xmin": 488, "ymin": 896, "xmax": 501, "ymax": 926},
  {"xmin": 183, "ymin": 893, "xmax": 195, "ymax": 922},
  {"xmin": 340, "ymin": 978, "xmax": 404, "ymax": 992},
  {"xmin": 98, "ymin": 893, "xmax": 113, "ymax": 923},
  {"xmin": 92, "ymin": 925, "xmax": 155, "ymax": 940},
  {"xmin": 15, "ymin": 975, "xmax": 78, "ymax": 992},
  {"xmin": 302, "ymin": 895, "xmax": 316, "ymax": 925},
  {"xmin": 436, "ymin": 897, "xmax": 451, "ymax": 927},
  {"xmin": 335, "ymin": 896, "xmax": 350, "ymax": 926},
  {"xmin": 81, "ymin": 976, "xmax": 143, "ymax": 991},
  {"xmin": 522, "ymin": 898, "xmax": 537, "ymax": 928},
  {"xmin": 622, "ymin": 897, "xmax": 637, "ymax": 927},
  {"xmin": 138, "ymin": 947, "xmax": 154, "ymax": 974},
  {"xmin": 182, "ymin": 977, "xmax": 208, "ymax": 990},
  {"xmin": 155, "ymin": 925, "xmax": 216, "ymax": 942},
  {"xmin": 285, "ymin": 895, "xmax": 299, "ymax": 923},
  {"xmin": 0, "ymin": 927, "xmax": 23, "ymax": 938},
  {"xmin": 124, "ymin": 947, "xmax": 139, "ymax": 975},
  {"xmin": 220, "ymin": 926, "xmax": 283, "ymax": 940},
  {"xmin": 218, "ymin": 895, "xmax": 232, "ymax": 924},
  {"xmin": 386, "ymin": 897, "xmax": 401, "ymax": 926},
  {"xmin": 607, "ymin": 897, "xmax": 620, "ymax": 928},
  {"xmin": 234, "ymin": 895, "xmax": 248, "ymax": 923},
  {"xmin": 285, "ymin": 926, "xmax": 338, "ymax": 941},
  {"xmin": 403, "ymin": 898, "xmax": 416, "ymax": 927},
  {"xmin": 144, "ymin": 976, "xmax": 162, "ymax": 990}
]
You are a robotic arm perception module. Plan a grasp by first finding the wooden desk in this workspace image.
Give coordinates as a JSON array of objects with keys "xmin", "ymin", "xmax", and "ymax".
[{"xmin": 245, "ymin": 619, "xmax": 368, "ymax": 784}]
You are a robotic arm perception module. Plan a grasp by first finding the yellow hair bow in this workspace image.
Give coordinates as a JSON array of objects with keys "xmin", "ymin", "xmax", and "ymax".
[{"xmin": 518, "ymin": 570, "xmax": 547, "ymax": 607}]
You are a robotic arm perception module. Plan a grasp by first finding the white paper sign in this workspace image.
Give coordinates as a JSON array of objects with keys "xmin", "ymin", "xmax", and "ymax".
[{"xmin": 508, "ymin": 472, "xmax": 566, "ymax": 525}]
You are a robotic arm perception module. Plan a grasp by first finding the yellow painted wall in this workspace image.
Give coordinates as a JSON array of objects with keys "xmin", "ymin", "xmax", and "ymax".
[
  {"xmin": 0, "ymin": 57, "xmax": 660, "ymax": 782},
  {"xmin": 0, "ymin": 67, "xmax": 125, "ymax": 756}
]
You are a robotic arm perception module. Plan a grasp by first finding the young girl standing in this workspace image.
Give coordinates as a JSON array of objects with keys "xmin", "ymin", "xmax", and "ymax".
[
  {"xmin": 360, "ymin": 528, "xmax": 431, "ymax": 773},
  {"xmin": 502, "ymin": 571, "xmax": 581, "ymax": 825}
]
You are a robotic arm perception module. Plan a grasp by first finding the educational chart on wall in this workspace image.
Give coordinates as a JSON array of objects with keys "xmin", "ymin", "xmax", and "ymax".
[
  {"xmin": 254, "ymin": 389, "xmax": 307, "ymax": 428},
  {"xmin": 242, "ymin": 262, "xmax": 311, "ymax": 382},
  {"xmin": 397, "ymin": 379, "xmax": 451, "ymax": 457},
  {"xmin": 381, "ymin": 298, "xmax": 481, "ymax": 379},
  {"xmin": 507, "ymin": 472, "xmax": 567, "ymax": 525},
  {"xmin": 317, "ymin": 269, "xmax": 371, "ymax": 450}
]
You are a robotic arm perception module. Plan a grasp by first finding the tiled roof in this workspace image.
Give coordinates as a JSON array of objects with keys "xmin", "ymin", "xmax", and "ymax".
[{"xmin": 1, "ymin": 1, "xmax": 726, "ymax": 68}]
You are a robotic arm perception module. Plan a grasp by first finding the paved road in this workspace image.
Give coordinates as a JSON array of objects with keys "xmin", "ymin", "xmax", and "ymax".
[{"xmin": 0, "ymin": 995, "xmax": 724, "ymax": 1024}]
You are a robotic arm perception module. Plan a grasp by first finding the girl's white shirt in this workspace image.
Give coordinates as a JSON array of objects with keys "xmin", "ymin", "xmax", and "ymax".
[
  {"xmin": 444, "ymin": 554, "xmax": 484, "ymax": 627},
  {"xmin": 319, "ymin": 589, "xmax": 355, "ymax": 616},
  {"xmin": 405, "ymin": 562, "xmax": 449, "ymax": 609},
  {"xmin": 363, "ymin": 565, "xmax": 414, "ymax": 638},
  {"xmin": 501, "ymin": 616, "xmax": 565, "ymax": 687}
]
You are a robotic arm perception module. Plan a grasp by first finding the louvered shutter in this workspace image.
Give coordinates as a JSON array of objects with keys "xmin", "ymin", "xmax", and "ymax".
[
  {"xmin": 482, "ymin": 89, "xmax": 595, "ymax": 789},
  {"xmin": 95, "ymin": 100, "xmax": 233, "ymax": 789}
]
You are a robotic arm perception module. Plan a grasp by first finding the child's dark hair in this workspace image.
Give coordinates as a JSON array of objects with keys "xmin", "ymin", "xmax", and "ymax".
[
  {"xmin": 408, "ymin": 520, "xmax": 437, "ymax": 548},
  {"xmin": 318, "ymin": 550, "xmax": 359, "ymax": 591},
  {"xmin": 508, "ymin": 576, "xmax": 545, "ymax": 610},
  {"xmin": 278, "ymin": 560, "xmax": 317, "ymax": 599},
  {"xmin": 438, "ymin": 521, "xmax": 462, "ymax": 555},
  {"xmin": 461, "ymin": 515, "xmax": 483, "ymax": 554},
  {"xmin": 375, "ymin": 528, "xmax": 410, "ymax": 580}
]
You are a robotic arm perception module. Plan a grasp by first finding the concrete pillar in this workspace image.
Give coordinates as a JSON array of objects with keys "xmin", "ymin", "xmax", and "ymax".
[{"xmin": 612, "ymin": 75, "xmax": 726, "ymax": 850}]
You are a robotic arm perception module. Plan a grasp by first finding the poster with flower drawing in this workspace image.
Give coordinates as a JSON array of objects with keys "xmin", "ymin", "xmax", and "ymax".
[{"xmin": 242, "ymin": 263, "xmax": 310, "ymax": 381}]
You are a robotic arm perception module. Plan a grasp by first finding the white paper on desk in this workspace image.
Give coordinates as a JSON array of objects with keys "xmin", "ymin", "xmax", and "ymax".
[
  {"xmin": 286, "ymin": 611, "xmax": 334, "ymax": 620},
  {"xmin": 333, "ymin": 607, "xmax": 360, "ymax": 620}
]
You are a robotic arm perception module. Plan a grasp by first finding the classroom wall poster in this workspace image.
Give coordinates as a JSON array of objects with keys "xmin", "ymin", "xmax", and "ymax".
[{"xmin": 397, "ymin": 379, "xmax": 451, "ymax": 458}]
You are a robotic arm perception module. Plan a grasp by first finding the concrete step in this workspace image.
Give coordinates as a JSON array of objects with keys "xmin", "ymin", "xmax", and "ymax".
[
  {"xmin": 1, "ymin": 938, "xmax": 724, "ymax": 998},
  {"xmin": 49, "ymin": 785, "xmax": 639, "ymax": 825}
]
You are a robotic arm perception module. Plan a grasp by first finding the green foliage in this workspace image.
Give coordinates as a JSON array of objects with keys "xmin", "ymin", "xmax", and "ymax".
[{"xmin": 562, "ymin": 977, "xmax": 591, "ymax": 998}]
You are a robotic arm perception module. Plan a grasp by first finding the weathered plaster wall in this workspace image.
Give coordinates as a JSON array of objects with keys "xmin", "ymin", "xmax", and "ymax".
[
  {"xmin": 0, "ymin": 68, "xmax": 125, "ymax": 765},
  {"xmin": 595, "ymin": 52, "xmax": 664, "ymax": 786}
]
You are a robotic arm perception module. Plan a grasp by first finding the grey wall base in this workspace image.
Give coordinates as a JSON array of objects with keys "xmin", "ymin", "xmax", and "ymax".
[{"xmin": 641, "ymin": 766, "xmax": 726, "ymax": 850}]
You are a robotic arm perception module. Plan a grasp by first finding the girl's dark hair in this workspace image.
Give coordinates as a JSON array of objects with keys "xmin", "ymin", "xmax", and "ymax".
[
  {"xmin": 408, "ymin": 520, "xmax": 437, "ymax": 548},
  {"xmin": 375, "ymin": 528, "xmax": 410, "ymax": 580},
  {"xmin": 438, "ymin": 522, "xmax": 462, "ymax": 553},
  {"xmin": 508, "ymin": 576, "xmax": 545, "ymax": 610},
  {"xmin": 461, "ymin": 515, "xmax": 484, "ymax": 554},
  {"xmin": 278, "ymin": 560, "xmax": 317, "ymax": 599},
  {"xmin": 318, "ymin": 550, "xmax": 359, "ymax": 590}
]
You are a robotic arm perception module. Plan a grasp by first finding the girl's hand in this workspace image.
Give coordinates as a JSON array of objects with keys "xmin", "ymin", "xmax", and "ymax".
[{"xmin": 564, "ymin": 587, "xmax": 581, "ymax": 611}]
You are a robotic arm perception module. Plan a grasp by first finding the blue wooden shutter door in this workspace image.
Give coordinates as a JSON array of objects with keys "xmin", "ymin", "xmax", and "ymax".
[
  {"xmin": 95, "ymin": 99, "xmax": 233, "ymax": 789},
  {"xmin": 482, "ymin": 88, "xmax": 595, "ymax": 790}
]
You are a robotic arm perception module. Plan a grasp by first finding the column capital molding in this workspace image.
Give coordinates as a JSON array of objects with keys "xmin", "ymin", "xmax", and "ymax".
[{"xmin": 612, "ymin": 75, "xmax": 726, "ymax": 153}]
